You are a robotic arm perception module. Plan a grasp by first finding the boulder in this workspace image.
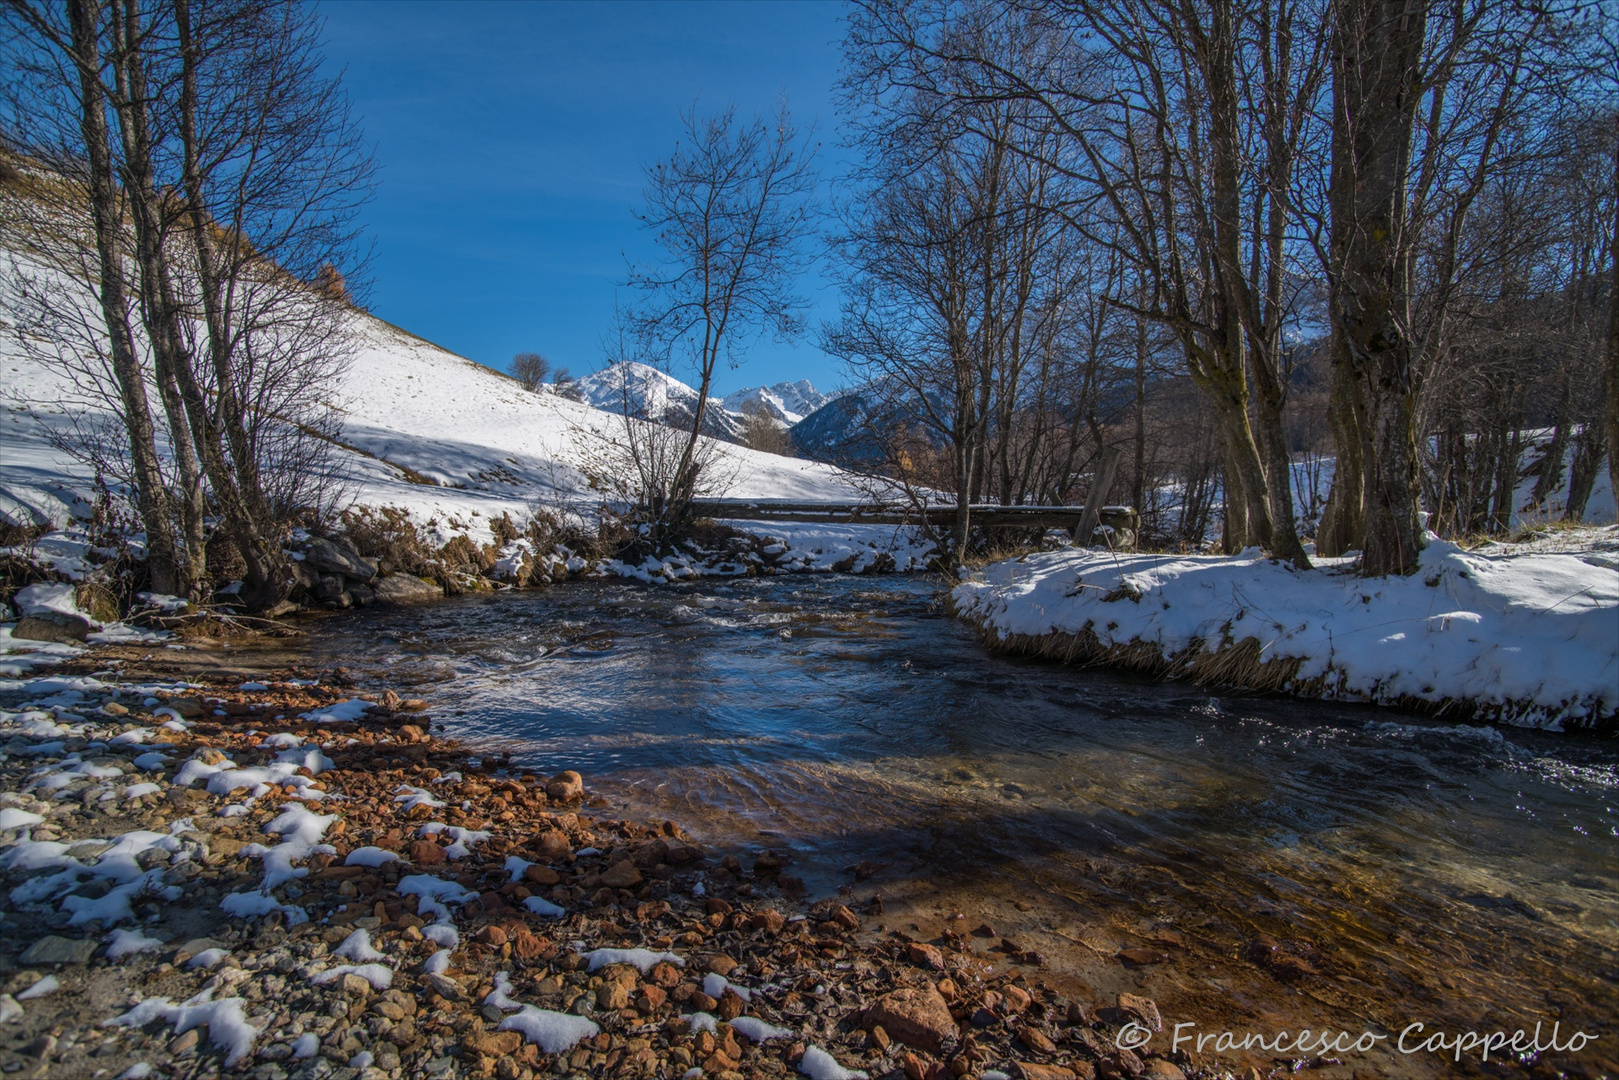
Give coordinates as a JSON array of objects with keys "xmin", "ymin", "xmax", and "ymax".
[
  {"xmin": 864, "ymin": 983, "xmax": 958, "ymax": 1054},
  {"xmin": 373, "ymin": 573, "xmax": 443, "ymax": 605},
  {"xmin": 313, "ymin": 574, "xmax": 346, "ymax": 602},
  {"xmin": 287, "ymin": 558, "xmax": 316, "ymax": 591},
  {"xmin": 546, "ymin": 771, "xmax": 584, "ymax": 803},
  {"xmin": 13, "ymin": 613, "xmax": 91, "ymax": 644},
  {"xmin": 20, "ymin": 936, "xmax": 98, "ymax": 965},
  {"xmin": 304, "ymin": 537, "xmax": 377, "ymax": 582},
  {"xmin": 598, "ymin": 860, "xmax": 643, "ymax": 889},
  {"xmin": 532, "ymin": 829, "xmax": 572, "ymax": 861}
]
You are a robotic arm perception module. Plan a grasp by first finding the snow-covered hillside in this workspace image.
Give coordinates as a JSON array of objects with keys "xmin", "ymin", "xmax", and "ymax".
[
  {"xmin": 573, "ymin": 360, "xmax": 744, "ymax": 442},
  {"xmin": 576, "ymin": 362, "xmax": 835, "ymax": 434},
  {"xmin": 0, "ymin": 257, "xmax": 869, "ymax": 545},
  {"xmin": 722, "ymin": 380, "xmax": 835, "ymax": 425}
]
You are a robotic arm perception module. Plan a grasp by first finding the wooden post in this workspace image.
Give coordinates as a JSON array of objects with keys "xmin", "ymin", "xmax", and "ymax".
[{"xmin": 1075, "ymin": 445, "xmax": 1122, "ymax": 547}]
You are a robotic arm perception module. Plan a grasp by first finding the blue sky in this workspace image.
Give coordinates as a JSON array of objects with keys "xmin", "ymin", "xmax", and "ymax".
[{"xmin": 317, "ymin": 0, "xmax": 852, "ymax": 397}]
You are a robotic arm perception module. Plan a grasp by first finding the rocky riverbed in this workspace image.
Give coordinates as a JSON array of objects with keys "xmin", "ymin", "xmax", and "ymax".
[{"xmin": 0, "ymin": 647, "xmax": 1195, "ymax": 1080}]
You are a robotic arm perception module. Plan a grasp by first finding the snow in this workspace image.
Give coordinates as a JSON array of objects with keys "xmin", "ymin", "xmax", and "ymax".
[
  {"xmin": 723, "ymin": 380, "xmax": 836, "ymax": 426},
  {"xmin": 219, "ymin": 891, "xmax": 284, "ymax": 918},
  {"xmin": 188, "ymin": 948, "xmax": 230, "ymax": 970},
  {"xmin": 953, "ymin": 540, "xmax": 1619, "ymax": 727},
  {"xmin": 107, "ymin": 990, "xmax": 260, "ymax": 1066},
  {"xmin": 420, "ymin": 922, "xmax": 460, "ymax": 949},
  {"xmin": 504, "ymin": 854, "xmax": 534, "ymax": 882},
  {"xmin": 344, "ymin": 846, "xmax": 401, "ymax": 867},
  {"xmin": 729, "ymin": 1016, "xmax": 793, "ymax": 1041},
  {"xmin": 686, "ymin": 1012, "xmax": 717, "ymax": 1033},
  {"xmin": 703, "ymin": 972, "xmax": 752, "ymax": 1002},
  {"xmin": 418, "ymin": 821, "xmax": 489, "ymax": 857},
  {"xmin": 17, "ymin": 975, "xmax": 58, "ymax": 1000},
  {"xmin": 393, "ymin": 784, "xmax": 445, "ymax": 812},
  {"xmin": 798, "ymin": 1045, "xmax": 868, "ymax": 1080},
  {"xmin": 334, "ymin": 929, "xmax": 386, "ymax": 964},
  {"xmin": 291, "ymin": 1033, "xmax": 319, "ymax": 1059},
  {"xmin": 14, "ymin": 582, "xmax": 102, "ymax": 627},
  {"xmin": 581, "ymin": 947, "xmax": 683, "ymax": 973},
  {"xmin": 523, "ymin": 895, "xmax": 567, "ymax": 918},
  {"xmin": 273, "ymin": 745, "xmax": 334, "ymax": 774},
  {"xmin": 312, "ymin": 963, "xmax": 393, "ymax": 990},
  {"xmin": 397, "ymin": 874, "xmax": 475, "ymax": 921},
  {"xmin": 497, "ymin": 1005, "xmax": 600, "ymax": 1054},
  {"xmin": 484, "ymin": 972, "xmax": 522, "ymax": 1011},
  {"xmin": 0, "ymin": 248, "xmax": 872, "ymax": 547},
  {"xmin": 302, "ymin": 699, "xmax": 371, "ymax": 724},
  {"xmin": 0, "ymin": 808, "xmax": 44, "ymax": 830},
  {"xmin": 105, "ymin": 927, "xmax": 164, "ymax": 959},
  {"xmin": 253, "ymin": 804, "xmax": 339, "ymax": 890},
  {"xmin": 131, "ymin": 752, "xmax": 169, "ymax": 770}
]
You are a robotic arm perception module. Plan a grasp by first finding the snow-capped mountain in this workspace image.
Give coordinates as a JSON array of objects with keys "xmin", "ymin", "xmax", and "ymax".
[
  {"xmin": 575, "ymin": 361, "xmax": 745, "ymax": 442},
  {"xmin": 721, "ymin": 380, "xmax": 836, "ymax": 426}
]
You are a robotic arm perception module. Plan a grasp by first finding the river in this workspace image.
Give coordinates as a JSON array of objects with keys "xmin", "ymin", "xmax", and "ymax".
[{"xmin": 308, "ymin": 574, "xmax": 1618, "ymax": 1077}]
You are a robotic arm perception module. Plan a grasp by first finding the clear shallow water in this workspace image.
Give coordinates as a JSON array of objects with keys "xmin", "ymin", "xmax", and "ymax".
[{"xmin": 311, "ymin": 575, "xmax": 1619, "ymax": 1070}]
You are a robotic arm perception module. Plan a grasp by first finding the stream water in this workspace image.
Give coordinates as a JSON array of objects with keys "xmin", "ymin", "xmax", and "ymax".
[{"xmin": 308, "ymin": 575, "xmax": 1618, "ymax": 1076}]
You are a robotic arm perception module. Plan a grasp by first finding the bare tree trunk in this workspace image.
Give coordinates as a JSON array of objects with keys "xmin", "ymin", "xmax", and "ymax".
[
  {"xmin": 1331, "ymin": 0, "xmax": 1428, "ymax": 575},
  {"xmin": 1132, "ymin": 314, "xmax": 1147, "ymax": 516},
  {"xmin": 1532, "ymin": 379, "xmax": 1572, "ymax": 510},
  {"xmin": 1566, "ymin": 424, "xmax": 1606, "ymax": 521},
  {"xmin": 64, "ymin": 0, "xmax": 184, "ymax": 596},
  {"xmin": 107, "ymin": 0, "xmax": 209, "ymax": 592},
  {"xmin": 1609, "ymin": 113, "xmax": 1619, "ymax": 513}
]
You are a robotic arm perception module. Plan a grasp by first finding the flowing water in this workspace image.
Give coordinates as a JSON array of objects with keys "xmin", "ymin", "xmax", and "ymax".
[{"xmin": 309, "ymin": 575, "xmax": 1618, "ymax": 1076}]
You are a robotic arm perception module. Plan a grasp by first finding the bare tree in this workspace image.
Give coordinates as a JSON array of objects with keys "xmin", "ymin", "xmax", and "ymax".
[
  {"xmin": 511, "ymin": 351, "xmax": 550, "ymax": 392},
  {"xmin": 626, "ymin": 103, "xmax": 818, "ymax": 538},
  {"xmin": 738, "ymin": 399, "xmax": 792, "ymax": 456},
  {"xmin": 3, "ymin": 0, "xmax": 372, "ymax": 607}
]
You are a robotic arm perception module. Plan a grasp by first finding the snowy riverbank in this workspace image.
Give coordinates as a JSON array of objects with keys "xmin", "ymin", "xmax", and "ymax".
[{"xmin": 951, "ymin": 528, "xmax": 1619, "ymax": 730}]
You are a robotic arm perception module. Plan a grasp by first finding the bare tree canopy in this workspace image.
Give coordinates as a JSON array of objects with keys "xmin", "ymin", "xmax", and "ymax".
[
  {"xmin": 621, "ymin": 103, "xmax": 818, "ymax": 536},
  {"xmin": 511, "ymin": 351, "xmax": 551, "ymax": 392}
]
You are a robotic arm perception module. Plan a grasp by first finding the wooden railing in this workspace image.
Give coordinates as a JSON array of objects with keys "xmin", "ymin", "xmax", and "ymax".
[{"xmin": 689, "ymin": 499, "xmax": 1139, "ymax": 534}]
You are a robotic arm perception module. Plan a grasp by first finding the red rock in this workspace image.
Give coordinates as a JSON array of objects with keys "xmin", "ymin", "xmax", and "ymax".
[
  {"xmin": 749, "ymin": 909, "xmax": 786, "ymax": 935},
  {"xmin": 532, "ymin": 829, "xmax": 571, "ymax": 861},
  {"xmin": 825, "ymin": 903, "xmax": 860, "ymax": 931},
  {"xmin": 907, "ymin": 942, "xmax": 945, "ymax": 970},
  {"xmin": 598, "ymin": 860, "xmax": 643, "ymax": 888},
  {"xmin": 1016, "ymin": 1065, "xmax": 1077, "ymax": 1080},
  {"xmin": 408, "ymin": 840, "xmax": 446, "ymax": 866},
  {"xmin": 1116, "ymin": 993, "xmax": 1161, "ymax": 1032},
  {"xmin": 523, "ymin": 865, "xmax": 560, "ymax": 886},
  {"xmin": 546, "ymin": 771, "xmax": 584, "ymax": 803},
  {"xmin": 864, "ymin": 984, "xmax": 958, "ymax": 1054}
]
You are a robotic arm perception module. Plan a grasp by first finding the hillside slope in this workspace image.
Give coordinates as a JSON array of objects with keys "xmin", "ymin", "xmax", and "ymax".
[{"xmin": 0, "ymin": 256, "xmax": 867, "ymax": 544}]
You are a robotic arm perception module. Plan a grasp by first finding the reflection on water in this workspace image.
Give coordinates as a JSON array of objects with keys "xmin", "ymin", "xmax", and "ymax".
[{"xmin": 313, "ymin": 576, "xmax": 1618, "ymax": 1074}]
